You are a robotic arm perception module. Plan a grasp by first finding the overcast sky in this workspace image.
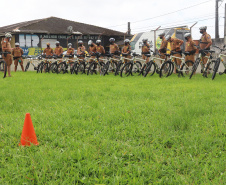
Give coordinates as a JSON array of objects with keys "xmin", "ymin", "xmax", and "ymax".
[{"xmin": 0, "ymin": 0, "xmax": 225, "ymax": 40}]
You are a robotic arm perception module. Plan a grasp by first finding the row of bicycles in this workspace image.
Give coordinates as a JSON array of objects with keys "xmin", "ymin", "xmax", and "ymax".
[{"xmin": 1, "ymin": 46, "xmax": 226, "ymax": 79}]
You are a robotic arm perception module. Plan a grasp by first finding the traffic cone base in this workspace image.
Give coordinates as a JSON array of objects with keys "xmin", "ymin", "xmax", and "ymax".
[{"xmin": 19, "ymin": 113, "xmax": 39, "ymax": 146}]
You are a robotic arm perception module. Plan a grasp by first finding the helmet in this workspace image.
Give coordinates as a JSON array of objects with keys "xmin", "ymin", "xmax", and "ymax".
[
  {"xmin": 165, "ymin": 35, "xmax": 171, "ymax": 41},
  {"xmin": 5, "ymin": 33, "xmax": 12, "ymax": 38},
  {"xmin": 158, "ymin": 32, "xmax": 165, "ymax": 37},
  {"xmin": 96, "ymin": 40, "xmax": 101, "ymax": 44},
  {"xmin": 124, "ymin": 39, "xmax": 130, "ymax": 43},
  {"xmin": 142, "ymin": 38, "xmax": 148, "ymax": 42},
  {"xmin": 88, "ymin": 40, "xmax": 93, "ymax": 46},
  {"xmin": 15, "ymin": 42, "xmax": 19, "ymax": 46},
  {"xmin": 46, "ymin": 42, "xmax": 50, "ymax": 46},
  {"xmin": 109, "ymin": 38, "xmax": 115, "ymax": 42},
  {"xmin": 184, "ymin": 33, "xmax": 191, "ymax": 38},
  {"xmin": 199, "ymin": 26, "xmax": 207, "ymax": 30},
  {"xmin": 68, "ymin": 43, "xmax": 72, "ymax": 46},
  {"xmin": 78, "ymin": 40, "xmax": 83, "ymax": 44},
  {"xmin": 55, "ymin": 41, "xmax": 60, "ymax": 44}
]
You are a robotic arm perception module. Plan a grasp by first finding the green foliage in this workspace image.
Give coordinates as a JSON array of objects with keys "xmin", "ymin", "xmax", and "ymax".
[{"xmin": 0, "ymin": 72, "xmax": 225, "ymax": 184}]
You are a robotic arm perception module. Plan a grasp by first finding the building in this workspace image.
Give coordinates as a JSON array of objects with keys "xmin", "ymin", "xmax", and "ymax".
[{"xmin": 0, "ymin": 16, "xmax": 129, "ymax": 55}]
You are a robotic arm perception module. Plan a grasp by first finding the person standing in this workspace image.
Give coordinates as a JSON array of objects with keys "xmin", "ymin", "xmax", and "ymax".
[
  {"xmin": 43, "ymin": 43, "xmax": 53, "ymax": 57},
  {"xmin": 88, "ymin": 40, "xmax": 97, "ymax": 62},
  {"xmin": 158, "ymin": 33, "xmax": 168, "ymax": 62},
  {"xmin": 121, "ymin": 39, "xmax": 131, "ymax": 62},
  {"xmin": 166, "ymin": 35, "xmax": 184, "ymax": 73},
  {"xmin": 184, "ymin": 33, "xmax": 197, "ymax": 63},
  {"xmin": 199, "ymin": 26, "xmax": 212, "ymax": 73},
  {"xmin": 12, "ymin": 42, "xmax": 24, "ymax": 72},
  {"xmin": 141, "ymin": 38, "xmax": 150, "ymax": 63},
  {"xmin": 77, "ymin": 40, "xmax": 86, "ymax": 60},
  {"xmin": 109, "ymin": 38, "xmax": 120, "ymax": 56},
  {"xmin": 1, "ymin": 33, "xmax": 13, "ymax": 77}
]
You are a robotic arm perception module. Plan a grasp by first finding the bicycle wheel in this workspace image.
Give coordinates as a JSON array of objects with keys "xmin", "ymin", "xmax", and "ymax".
[
  {"xmin": 143, "ymin": 61, "xmax": 156, "ymax": 77},
  {"xmin": 120, "ymin": 62, "xmax": 132, "ymax": 77},
  {"xmin": 189, "ymin": 58, "xmax": 200, "ymax": 79},
  {"xmin": 203, "ymin": 61, "xmax": 214, "ymax": 78},
  {"xmin": 160, "ymin": 61, "xmax": 173, "ymax": 78},
  {"xmin": 132, "ymin": 61, "xmax": 142, "ymax": 76},
  {"xmin": 77, "ymin": 62, "xmax": 86, "ymax": 74},
  {"xmin": 71, "ymin": 62, "xmax": 78, "ymax": 74},
  {"xmin": 180, "ymin": 60, "xmax": 194, "ymax": 77},
  {"xmin": 103, "ymin": 62, "xmax": 110, "ymax": 76},
  {"xmin": 37, "ymin": 62, "xmax": 43, "ymax": 73},
  {"xmin": 115, "ymin": 61, "xmax": 123, "ymax": 76},
  {"xmin": 50, "ymin": 63, "xmax": 57, "ymax": 73},
  {"xmin": 212, "ymin": 58, "xmax": 220, "ymax": 80},
  {"xmin": 87, "ymin": 62, "xmax": 95, "ymax": 75},
  {"xmin": 25, "ymin": 62, "xmax": 30, "ymax": 72},
  {"xmin": 98, "ymin": 61, "xmax": 105, "ymax": 75},
  {"xmin": 43, "ymin": 63, "xmax": 49, "ymax": 73},
  {"xmin": 69, "ymin": 62, "xmax": 75, "ymax": 74},
  {"xmin": 0, "ymin": 61, "xmax": 7, "ymax": 78},
  {"xmin": 57, "ymin": 62, "xmax": 67, "ymax": 74}
]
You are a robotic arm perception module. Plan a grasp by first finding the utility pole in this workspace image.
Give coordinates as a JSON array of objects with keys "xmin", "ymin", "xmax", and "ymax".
[
  {"xmin": 215, "ymin": 0, "xmax": 222, "ymax": 39},
  {"xmin": 224, "ymin": 3, "xmax": 226, "ymax": 43},
  {"xmin": 128, "ymin": 22, "xmax": 131, "ymax": 35}
]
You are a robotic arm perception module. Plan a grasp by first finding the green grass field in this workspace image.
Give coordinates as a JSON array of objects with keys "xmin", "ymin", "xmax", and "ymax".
[{"xmin": 0, "ymin": 72, "xmax": 225, "ymax": 184}]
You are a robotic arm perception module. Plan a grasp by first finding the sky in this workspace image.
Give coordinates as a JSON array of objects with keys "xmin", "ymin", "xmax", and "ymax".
[{"xmin": 0, "ymin": 0, "xmax": 225, "ymax": 40}]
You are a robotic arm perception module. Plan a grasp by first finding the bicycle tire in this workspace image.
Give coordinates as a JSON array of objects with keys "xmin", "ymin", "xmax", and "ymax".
[
  {"xmin": 180, "ymin": 60, "xmax": 194, "ymax": 77},
  {"xmin": 143, "ymin": 61, "xmax": 156, "ymax": 77},
  {"xmin": 115, "ymin": 61, "xmax": 123, "ymax": 76},
  {"xmin": 160, "ymin": 61, "xmax": 173, "ymax": 78},
  {"xmin": 57, "ymin": 62, "xmax": 66, "ymax": 74},
  {"xmin": 87, "ymin": 62, "xmax": 95, "ymax": 75},
  {"xmin": 71, "ymin": 62, "xmax": 78, "ymax": 74},
  {"xmin": 77, "ymin": 62, "xmax": 86, "ymax": 74},
  {"xmin": 132, "ymin": 61, "xmax": 142, "ymax": 75},
  {"xmin": 120, "ymin": 62, "xmax": 132, "ymax": 77},
  {"xmin": 212, "ymin": 58, "xmax": 220, "ymax": 80},
  {"xmin": 43, "ymin": 63, "xmax": 49, "ymax": 73},
  {"xmin": 189, "ymin": 58, "xmax": 200, "ymax": 79},
  {"xmin": 103, "ymin": 61, "xmax": 110, "ymax": 76},
  {"xmin": 203, "ymin": 61, "xmax": 213, "ymax": 78},
  {"xmin": 37, "ymin": 62, "xmax": 43, "ymax": 73},
  {"xmin": 25, "ymin": 62, "xmax": 30, "ymax": 72},
  {"xmin": 0, "ymin": 61, "xmax": 7, "ymax": 78}
]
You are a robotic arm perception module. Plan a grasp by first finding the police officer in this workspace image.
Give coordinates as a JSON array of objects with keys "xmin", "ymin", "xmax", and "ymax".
[
  {"xmin": 166, "ymin": 35, "xmax": 184, "ymax": 73},
  {"xmin": 12, "ymin": 42, "xmax": 24, "ymax": 72},
  {"xmin": 96, "ymin": 40, "xmax": 105, "ymax": 55},
  {"xmin": 199, "ymin": 26, "xmax": 212, "ymax": 72},
  {"xmin": 43, "ymin": 43, "xmax": 53, "ymax": 57},
  {"xmin": 54, "ymin": 41, "xmax": 63, "ymax": 57},
  {"xmin": 109, "ymin": 38, "xmax": 120, "ymax": 56},
  {"xmin": 88, "ymin": 40, "xmax": 97, "ymax": 62},
  {"xmin": 66, "ymin": 43, "xmax": 75, "ymax": 60},
  {"xmin": 184, "ymin": 33, "xmax": 197, "ymax": 63},
  {"xmin": 158, "ymin": 32, "xmax": 168, "ymax": 62},
  {"xmin": 77, "ymin": 40, "xmax": 86, "ymax": 60},
  {"xmin": 121, "ymin": 39, "xmax": 131, "ymax": 61},
  {"xmin": 1, "ymin": 33, "xmax": 13, "ymax": 77},
  {"xmin": 141, "ymin": 38, "xmax": 150, "ymax": 63}
]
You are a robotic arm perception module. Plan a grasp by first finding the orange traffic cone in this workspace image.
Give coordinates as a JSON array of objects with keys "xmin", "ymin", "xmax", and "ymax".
[{"xmin": 19, "ymin": 113, "xmax": 39, "ymax": 146}]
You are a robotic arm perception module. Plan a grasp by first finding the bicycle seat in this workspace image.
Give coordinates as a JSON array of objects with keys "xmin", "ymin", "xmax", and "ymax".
[
  {"xmin": 64, "ymin": 55, "xmax": 73, "ymax": 58},
  {"xmin": 105, "ymin": 53, "xmax": 113, "ymax": 57},
  {"xmin": 165, "ymin": 54, "xmax": 171, "ymax": 57},
  {"xmin": 183, "ymin": 52, "xmax": 190, "ymax": 56},
  {"xmin": 132, "ymin": 53, "xmax": 139, "ymax": 57},
  {"xmin": 122, "ymin": 53, "xmax": 129, "ymax": 57}
]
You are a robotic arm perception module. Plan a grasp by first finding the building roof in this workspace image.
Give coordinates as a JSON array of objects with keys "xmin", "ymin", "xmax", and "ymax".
[{"xmin": 0, "ymin": 16, "xmax": 126, "ymax": 36}]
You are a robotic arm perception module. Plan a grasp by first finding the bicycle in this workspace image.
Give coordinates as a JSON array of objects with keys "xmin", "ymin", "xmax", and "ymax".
[
  {"xmin": 160, "ymin": 51, "xmax": 194, "ymax": 78},
  {"xmin": 189, "ymin": 49, "xmax": 215, "ymax": 79},
  {"xmin": 120, "ymin": 53, "xmax": 142, "ymax": 77},
  {"xmin": 102, "ymin": 53, "xmax": 119, "ymax": 76},
  {"xmin": 212, "ymin": 45, "xmax": 226, "ymax": 80},
  {"xmin": 87, "ymin": 52, "xmax": 105, "ymax": 75},
  {"xmin": 24, "ymin": 55, "xmax": 42, "ymax": 72},
  {"xmin": 143, "ymin": 53, "xmax": 167, "ymax": 77},
  {"xmin": 0, "ymin": 52, "xmax": 8, "ymax": 78},
  {"xmin": 57, "ymin": 55, "xmax": 76, "ymax": 74}
]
